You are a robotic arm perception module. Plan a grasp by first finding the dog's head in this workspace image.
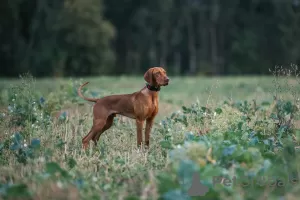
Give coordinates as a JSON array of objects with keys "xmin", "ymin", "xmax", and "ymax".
[{"xmin": 144, "ymin": 67, "xmax": 169, "ymax": 87}]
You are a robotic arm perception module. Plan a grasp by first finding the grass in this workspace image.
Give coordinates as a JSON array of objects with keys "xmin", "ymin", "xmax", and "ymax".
[
  {"xmin": 0, "ymin": 67, "xmax": 300, "ymax": 200},
  {"xmin": 0, "ymin": 75, "xmax": 293, "ymax": 118}
]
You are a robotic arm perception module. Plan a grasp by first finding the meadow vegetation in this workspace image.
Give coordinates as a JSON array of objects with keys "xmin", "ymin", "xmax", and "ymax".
[{"xmin": 0, "ymin": 65, "xmax": 300, "ymax": 200}]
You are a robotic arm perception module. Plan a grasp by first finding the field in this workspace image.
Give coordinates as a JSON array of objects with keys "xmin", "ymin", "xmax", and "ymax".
[{"xmin": 0, "ymin": 68, "xmax": 300, "ymax": 200}]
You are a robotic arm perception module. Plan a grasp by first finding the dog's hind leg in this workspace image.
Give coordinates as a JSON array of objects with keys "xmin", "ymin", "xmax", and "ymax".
[
  {"xmin": 82, "ymin": 118, "xmax": 107, "ymax": 149},
  {"xmin": 92, "ymin": 114, "xmax": 116, "ymax": 146}
]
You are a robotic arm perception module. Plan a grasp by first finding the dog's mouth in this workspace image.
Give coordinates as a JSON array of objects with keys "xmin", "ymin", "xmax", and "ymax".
[
  {"xmin": 163, "ymin": 81, "xmax": 169, "ymax": 86},
  {"xmin": 160, "ymin": 77, "xmax": 169, "ymax": 86}
]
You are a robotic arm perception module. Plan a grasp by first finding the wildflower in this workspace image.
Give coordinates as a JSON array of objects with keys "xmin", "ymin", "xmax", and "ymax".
[
  {"xmin": 204, "ymin": 112, "xmax": 207, "ymax": 116},
  {"xmin": 214, "ymin": 112, "xmax": 217, "ymax": 117},
  {"xmin": 56, "ymin": 181, "xmax": 63, "ymax": 189},
  {"xmin": 92, "ymin": 176, "xmax": 97, "ymax": 182},
  {"xmin": 176, "ymin": 144, "xmax": 182, "ymax": 149},
  {"xmin": 38, "ymin": 157, "xmax": 45, "ymax": 163},
  {"xmin": 12, "ymin": 99, "xmax": 15, "ymax": 102},
  {"xmin": 23, "ymin": 143, "xmax": 28, "ymax": 147},
  {"xmin": 40, "ymin": 97, "xmax": 45, "ymax": 104}
]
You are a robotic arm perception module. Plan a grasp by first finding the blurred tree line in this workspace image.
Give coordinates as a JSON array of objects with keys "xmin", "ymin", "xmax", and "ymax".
[{"xmin": 0, "ymin": 0, "xmax": 299, "ymax": 77}]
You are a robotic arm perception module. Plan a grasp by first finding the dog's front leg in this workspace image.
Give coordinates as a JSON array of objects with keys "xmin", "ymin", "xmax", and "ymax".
[
  {"xmin": 136, "ymin": 119, "xmax": 144, "ymax": 148},
  {"xmin": 145, "ymin": 118, "xmax": 154, "ymax": 148}
]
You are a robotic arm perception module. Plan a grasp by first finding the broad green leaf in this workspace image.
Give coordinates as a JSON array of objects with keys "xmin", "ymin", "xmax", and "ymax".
[
  {"xmin": 177, "ymin": 159, "xmax": 199, "ymax": 191},
  {"xmin": 30, "ymin": 139, "xmax": 41, "ymax": 149},
  {"xmin": 67, "ymin": 158, "xmax": 77, "ymax": 169},
  {"xmin": 249, "ymin": 136, "xmax": 259, "ymax": 145},
  {"xmin": 6, "ymin": 184, "xmax": 31, "ymax": 198},
  {"xmin": 160, "ymin": 140, "xmax": 173, "ymax": 149},
  {"xmin": 214, "ymin": 108, "xmax": 222, "ymax": 114},
  {"xmin": 163, "ymin": 189, "xmax": 191, "ymax": 200},
  {"xmin": 222, "ymin": 145, "xmax": 236, "ymax": 156},
  {"xmin": 45, "ymin": 162, "xmax": 63, "ymax": 174}
]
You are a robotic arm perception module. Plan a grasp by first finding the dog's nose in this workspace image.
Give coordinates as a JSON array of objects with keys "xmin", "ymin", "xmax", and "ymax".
[{"xmin": 166, "ymin": 77, "xmax": 170, "ymax": 82}]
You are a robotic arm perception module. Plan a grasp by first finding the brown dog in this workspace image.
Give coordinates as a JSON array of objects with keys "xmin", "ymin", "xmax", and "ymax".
[{"xmin": 77, "ymin": 67, "xmax": 170, "ymax": 149}]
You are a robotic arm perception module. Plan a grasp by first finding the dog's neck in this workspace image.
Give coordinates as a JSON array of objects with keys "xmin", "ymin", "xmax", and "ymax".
[{"xmin": 146, "ymin": 83, "xmax": 160, "ymax": 92}]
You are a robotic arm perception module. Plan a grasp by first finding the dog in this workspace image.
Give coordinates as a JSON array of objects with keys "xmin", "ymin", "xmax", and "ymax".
[{"xmin": 77, "ymin": 67, "xmax": 170, "ymax": 149}]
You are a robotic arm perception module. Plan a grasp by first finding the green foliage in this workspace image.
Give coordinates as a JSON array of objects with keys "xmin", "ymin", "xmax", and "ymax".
[
  {"xmin": 155, "ymin": 98, "xmax": 300, "ymax": 199},
  {"xmin": 4, "ymin": 74, "xmax": 42, "ymax": 127},
  {"xmin": 54, "ymin": 0, "xmax": 115, "ymax": 76},
  {"xmin": 2, "ymin": 184, "xmax": 31, "ymax": 199},
  {"xmin": 45, "ymin": 162, "xmax": 70, "ymax": 178},
  {"xmin": 0, "ymin": 132, "xmax": 41, "ymax": 165},
  {"xmin": 0, "ymin": 0, "xmax": 115, "ymax": 77},
  {"xmin": 1, "ymin": 1, "xmax": 300, "ymax": 76}
]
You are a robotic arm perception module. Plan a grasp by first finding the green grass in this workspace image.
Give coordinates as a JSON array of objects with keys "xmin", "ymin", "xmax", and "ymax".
[{"xmin": 0, "ymin": 71, "xmax": 300, "ymax": 200}]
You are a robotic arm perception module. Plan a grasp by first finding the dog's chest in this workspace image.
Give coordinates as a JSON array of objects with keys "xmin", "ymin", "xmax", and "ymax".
[
  {"xmin": 139, "ymin": 90, "xmax": 159, "ymax": 117},
  {"xmin": 147, "ymin": 96, "xmax": 158, "ymax": 115}
]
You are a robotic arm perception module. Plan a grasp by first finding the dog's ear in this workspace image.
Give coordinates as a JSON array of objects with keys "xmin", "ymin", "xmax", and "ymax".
[{"xmin": 144, "ymin": 68, "xmax": 154, "ymax": 85}]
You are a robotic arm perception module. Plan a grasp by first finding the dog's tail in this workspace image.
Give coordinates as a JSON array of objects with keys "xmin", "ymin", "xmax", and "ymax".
[{"xmin": 77, "ymin": 82, "xmax": 97, "ymax": 103}]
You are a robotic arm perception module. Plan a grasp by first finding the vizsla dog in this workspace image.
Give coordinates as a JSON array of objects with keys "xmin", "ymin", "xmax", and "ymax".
[{"xmin": 77, "ymin": 67, "xmax": 169, "ymax": 150}]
